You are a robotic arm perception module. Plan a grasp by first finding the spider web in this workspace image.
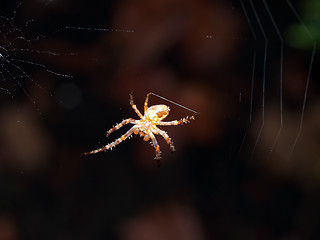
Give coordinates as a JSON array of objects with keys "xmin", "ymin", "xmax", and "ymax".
[
  {"xmin": 0, "ymin": 0, "xmax": 320, "ymax": 239},
  {"xmin": 234, "ymin": 0, "xmax": 318, "ymax": 168},
  {"xmin": 0, "ymin": 0, "xmax": 135, "ymax": 113},
  {"xmin": 0, "ymin": 0, "xmax": 134, "ymax": 172},
  {"xmin": 0, "ymin": 0, "xmax": 318, "ymax": 167},
  {"xmin": 0, "ymin": 1, "xmax": 78, "ymax": 113}
]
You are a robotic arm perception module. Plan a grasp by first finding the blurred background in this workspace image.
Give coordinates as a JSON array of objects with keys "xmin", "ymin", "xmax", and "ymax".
[{"xmin": 0, "ymin": 0, "xmax": 319, "ymax": 239}]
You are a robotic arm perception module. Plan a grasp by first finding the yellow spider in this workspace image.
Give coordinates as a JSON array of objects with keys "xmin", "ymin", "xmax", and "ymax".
[{"xmin": 83, "ymin": 92, "xmax": 196, "ymax": 166}]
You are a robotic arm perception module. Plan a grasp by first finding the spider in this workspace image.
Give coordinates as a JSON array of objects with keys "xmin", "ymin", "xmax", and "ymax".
[{"xmin": 83, "ymin": 92, "xmax": 196, "ymax": 166}]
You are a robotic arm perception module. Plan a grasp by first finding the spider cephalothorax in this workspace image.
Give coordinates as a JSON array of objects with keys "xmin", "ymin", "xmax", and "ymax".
[{"xmin": 83, "ymin": 92, "xmax": 195, "ymax": 166}]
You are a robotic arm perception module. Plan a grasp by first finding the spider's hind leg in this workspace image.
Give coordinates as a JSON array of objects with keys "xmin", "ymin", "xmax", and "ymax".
[
  {"xmin": 83, "ymin": 126, "xmax": 138, "ymax": 155},
  {"xmin": 149, "ymin": 132, "xmax": 161, "ymax": 166},
  {"xmin": 156, "ymin": 128, "xmax": 175, "ymax": 153}
]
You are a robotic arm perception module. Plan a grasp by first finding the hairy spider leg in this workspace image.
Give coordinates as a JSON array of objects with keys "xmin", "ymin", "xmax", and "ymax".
[
  {"xmin": 155, "ymin": 127, "xmax": 175, "ymax": 152},
  {"xmin": 129, "ymin": 93, "xmax": 144, "ymax": 119},
  {"xmin": 106, "ymin": 118, "xmax": 136, "ymax": 137},
  {"xmin": 157, "ymin": 115, "xmax": 195, "ymax": 126},
  {"xmin": 148, "ymin": 132, "xmax": 161, "ymax": 167},
  {"xmin": 144, "ymin": 92, "xmax": 152, "ymax": 114},
  {"xmin": 82, "ymin": 126, "xmax": 138, "ymax": 155}
]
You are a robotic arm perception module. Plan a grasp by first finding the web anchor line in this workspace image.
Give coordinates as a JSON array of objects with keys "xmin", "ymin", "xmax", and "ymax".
[
  {"xmin": 288, "ymin": 42, "xmax": 317, "ymax": 160},
  {"xmin": 248, "ymin": 0, "xmax": 267, "ymax": 160},
  {"xmin": 260, "ymin": 0, "xmax": 284, "ymax": 153},
  {"xmin": 150, "ymin": 92, "xmax": 199, "ymax": 115}
]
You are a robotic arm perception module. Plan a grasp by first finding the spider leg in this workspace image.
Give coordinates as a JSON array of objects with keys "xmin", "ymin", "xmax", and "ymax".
[
  {"xmin": 154, "ymin": 127, "xmax": 175, "ymax": 152},
  {"xmin": 82, "ymin": 126, "xmax": 138, "ymax": 155},
  {"xmin": 129, "ymin": 93, "xmax": 144, "ymax": 119},
  {"xmin": 148, "ymin": 131, "xmax": 161, "ymax": 166},
  {"xmin": 106, "ymin": 118, "xmax": 137, "ymax": 137},
  {"xmin": 144, "ymin": 92, "xmax": 152, "ymax": 114},
  {"xmin": 157, "ymin": 115, "xmax": 195, "ymax": 126}
]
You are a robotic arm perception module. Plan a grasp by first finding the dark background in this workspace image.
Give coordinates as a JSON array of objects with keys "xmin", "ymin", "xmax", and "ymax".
[{"xmin": 0, "ymin": 0, "xmax": 319, "ymax": 239}]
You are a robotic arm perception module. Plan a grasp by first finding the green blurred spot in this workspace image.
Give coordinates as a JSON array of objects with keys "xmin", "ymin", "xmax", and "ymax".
[
  {"xmin": 285, "ymin": 0, "xmax": 320, "ymax": 50},
  {"xmin": 285, "ymin": 24, "xmax": 319, "ymax": 50}
]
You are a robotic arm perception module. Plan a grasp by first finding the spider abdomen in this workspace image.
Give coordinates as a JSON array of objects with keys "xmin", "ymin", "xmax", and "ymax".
[{"xmin": 145, "ymin": 104, "xmax": 170, "ymax": 122}]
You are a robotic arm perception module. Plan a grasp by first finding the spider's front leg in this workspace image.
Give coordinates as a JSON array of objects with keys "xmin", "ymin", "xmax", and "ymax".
[
  {"xmin": 158, "ymin": 115, "xmax": 195, "ymax": 126},
  {"xmin": 106, "ymin": 118, "xmax": 137, "ymax": 137},
  {"xmin": 144, "ymin": 92, "xmax": 152, "ymax": 113},
  {"xmin": 129, "ymin": 93, "xmax": 144, "ymax": 119},
  {"xmin": 82, "ymin": 126, "xmax": 138, "ymax": 155}
]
